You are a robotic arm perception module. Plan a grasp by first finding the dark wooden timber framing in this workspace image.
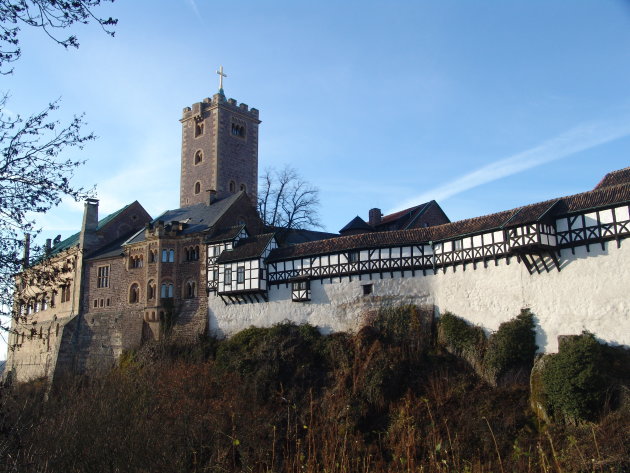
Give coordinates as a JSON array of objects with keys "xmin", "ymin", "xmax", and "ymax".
[{"xmin": 267, "ymin": 204, "xmax": 629, "ymax": 286}]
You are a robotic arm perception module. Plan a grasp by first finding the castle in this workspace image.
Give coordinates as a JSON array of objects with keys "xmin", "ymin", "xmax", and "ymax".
[{"xmin": 6, "ymin": 81, "xmax": 630, "ymax": 384}]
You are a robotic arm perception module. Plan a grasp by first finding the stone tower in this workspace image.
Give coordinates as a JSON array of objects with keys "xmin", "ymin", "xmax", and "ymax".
[{"xmin": 179, "ymin": 90, "xmax": 260, "ymax": 207}]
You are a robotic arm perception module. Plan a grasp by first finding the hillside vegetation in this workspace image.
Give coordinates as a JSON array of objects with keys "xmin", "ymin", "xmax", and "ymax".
[{"xmin": 0, "ymin": 306, "xmax": 628, "ymax": 472}]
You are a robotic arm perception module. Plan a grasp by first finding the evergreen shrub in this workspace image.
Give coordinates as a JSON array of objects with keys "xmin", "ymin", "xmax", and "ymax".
[
  {"xmin": 541, "ymin": 332, "xmax": 607, "ymax": 422},
  {"xmin": 437, "ymin": 312, "xmax": 486, "ymax": 363},
  {"xmin": 484, "ymin": 309, "xmax": 538, "ymax": 382}
]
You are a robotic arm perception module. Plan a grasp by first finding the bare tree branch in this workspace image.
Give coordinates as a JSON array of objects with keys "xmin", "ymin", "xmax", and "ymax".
[
  {"xmin": 0, "ymin": 0, "xmax": 117, "ymax": 74},
  {"xmin": 257, "ymin": 165, "xmax": 322, "ymax": 230}
]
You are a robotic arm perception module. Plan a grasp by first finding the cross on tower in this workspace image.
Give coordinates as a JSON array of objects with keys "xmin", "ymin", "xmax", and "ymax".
[{"xmin": 216, "ymin": 65, "xmax": 227, "ymax": 92}]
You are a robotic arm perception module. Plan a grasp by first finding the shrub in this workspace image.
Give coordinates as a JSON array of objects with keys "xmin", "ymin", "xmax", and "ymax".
[
  {"xmin": 484, "ymin": 309, "xmax": 538, "ymax": 384},
  {"xmin": 541, "ymin": 332, "xmax": 607, "ymax": 422},
  {"xmin": 215, "ymin": 322, "xmax": 327, "ymax": 404},
  {"xmin": 437, "ymin": 312, "xmax": 486, "ymax": 367}
]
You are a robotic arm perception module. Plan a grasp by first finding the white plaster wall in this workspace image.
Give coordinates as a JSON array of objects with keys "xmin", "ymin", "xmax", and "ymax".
[{"xmin": 208, "ymin": 240, "xmax": 630, "ymax": 353}]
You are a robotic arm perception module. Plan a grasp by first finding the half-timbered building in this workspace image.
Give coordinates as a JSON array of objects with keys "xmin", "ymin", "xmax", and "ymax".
[
  {"xmin": 6, "ymin": 80, "xmax": 630, "ymax": 384},
  {"xmin": 207, "ymin": 168, "xmax": 630, "ymax": 352}
]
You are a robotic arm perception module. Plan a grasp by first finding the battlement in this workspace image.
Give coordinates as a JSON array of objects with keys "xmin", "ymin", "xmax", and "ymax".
[{"xmin": 181, "ymin": 93, "xmax": 260, "ymax": 121}]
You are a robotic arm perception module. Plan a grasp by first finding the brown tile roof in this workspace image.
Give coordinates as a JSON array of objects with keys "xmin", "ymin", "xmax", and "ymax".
[
  {"xmin": 216, "ymin": 233, "xmax": 275, "ymax": 263},
  {"xmin": 267, "ymin": 179, "xmax": 630, "ymax": 262},
  {"xmin": 594, "ymin": 167, "xmax": 630, "ymax": 189}
]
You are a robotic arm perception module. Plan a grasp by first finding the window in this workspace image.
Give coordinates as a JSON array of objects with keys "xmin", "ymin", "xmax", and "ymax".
[
  {"xmin": 231, "ymin": 120, "xmax": 246, "ymax": 138},
  {"xmin": 454, "ymin": 239, "xmax": 463, "ymax": 251},
  {"xmin": 224, "ymin": 268, "xmax": 232, "ymax": 285},
  {"xmin": 161, "ymin": 283, "xmax": 174, "ymax": 298},
  {"xmin": 194, "ymin": 182, "xmax": 201, "ymax": 194},
  {"xmin": 362, "ymin": 284, "xmax": 373, "ymax": 296},
  {"xmin": 93, "ymin": 299, "xmax": 98, "ymax": 308},
  {"xmin": 213, "ymin": 269, "xmax": 219, "ymax": 281},
  {"xmin": 348, "ymin": 251, "xmax": 359, "ymax": 263},
  {"xmin": 186, "ymin": 281, "xmax": 197, "ymax": 298},
  {"xmin": 162, "ymin": 249, "xmax": 168, "ymax": 262},
  {"xmin": 291, "ymin": 280, "xmax": 310, "ymax": 302},
  {"xmin": 240, "ymin": 183, "xmax": 246, "ymax": 192},
  {"xmin": 229, "ymin": 181, "xmax": 236, "ymax": 193},
  {"xmin": 194, "ymin": 150, "xmax": 203, "ymax": 164},
  {"xmin": 97, "ymin": 265, "xmax": 109, "ymax": 288},
  {"xmin": 148, "ymin": 280, "xmax": 156, "ymax": 300},
  {"xmin": 99, "ymin": 299, "xmax": 104, "ymax": 308},
  {"xmin": 237, "ymin": 266, "xmax": 245, "ymax": 284},
  {"xmin": 169, "ymin": 249, "xmax": 175, "ymax": 262},
  {"xmin": 149, "ymin": 250, "xmax": 156, "ymax": 263},
  {"xmin": 129, "ymin": 256, "xmax": 143, "ymax": 269},
  {"xmin": 129, "ymin": 284, "xmax": 140, "ymax": 303},
  {"xmin": 194, "ymin": 120, "xmax": 204, "ymax": 137},
  {"xmin": 60, "ymin": 285, "xmax": 71, "ymax": 303}
]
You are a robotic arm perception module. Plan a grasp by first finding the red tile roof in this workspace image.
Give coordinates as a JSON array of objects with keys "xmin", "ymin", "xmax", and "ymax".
[{"xmin": 594, "ymin": 167, "xmax": 630, "ymax": 190}]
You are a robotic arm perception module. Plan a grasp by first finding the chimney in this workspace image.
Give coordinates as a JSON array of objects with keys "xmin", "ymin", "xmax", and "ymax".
[
  {"xmin": 45, "ymin": 238, "xmax": 52, "ymax": 254},
  {"xmin": 22, "ymin": 233, "xmax": 30, "ymax": 269},
  {"xmin": 82, "ymin": 198, "xmax": 99, "ymax": 232},
  {"xmin": 369, "ymin": 208, "xmax": 382, "ymax": 226},
  {"xmin": 207, "ymin": 189, "xmax": 217, "ymax": 205}
]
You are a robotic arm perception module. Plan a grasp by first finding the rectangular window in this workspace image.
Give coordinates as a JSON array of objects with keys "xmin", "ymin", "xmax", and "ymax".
[
  {"xmin": 61, "ymin": 285, "xmax": 71, "ymax": 303},
  {"xmin": 97, "ymin": 265, "xmax": 109, "ymax": 288},
  {"xmin": 93, "ymin": 299, "xmax": 98, "ymax": 308},
  {"xmin": 237, "ymin": 266, "xmax": 245, "ymax": 284},
  {"xmin": 362, "ymin": 284, "xmax": 373, "ymax": 296},
  {"xmin": 291, "ymin": 280, "xmax": 310, "ymax": 302},
  {"xmin": 224, "ymin": 268, "xmax": 232, "ymax": 285},
  {"xmin": 348, "ymin": 251, "xmax": 359, "ymax": 263}
]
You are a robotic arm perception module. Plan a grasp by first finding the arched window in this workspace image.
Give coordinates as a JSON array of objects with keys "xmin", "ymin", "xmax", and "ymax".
[
  {"xmin": 161, "ymin": 282, "xmax": 174, "ymax": 299},
  {"xmin": 194, "ymin": 150, "xmax": 203, "ymax": 165},
  {"xmin": 229, "ymin": 181, "xmax": 236, "ymax": 193},
  {"xmin": 185, "ymin": 281, "xmax": 197, "ymax": 299},
  {"xmin": 129, "ymin": 284, "xmax": 140, "ymax": 303},
  {"xmin": 169, "ymin": 249, "xmax": 175, "ymax": 262},
  {"xmin": 162, "ymin": 249, "xmax": 168, "ymax": 262},
  {"xmin": 147, "ymin": 280, "xmax": 156, "ymax": 300},
  {"xmin": 240, "ymin": 183, "xmax": 246, "ymax": 192},
  {"xmin": 194, "ymin": 182, "xmax": 201, "ymax": 194},
  {"xmin": 194, "ymin": 121, "xmax": 204, "ymax": 137},
  {"xmin": 194, "ymin": 246, "xmax": 199, "ymax": 261}
]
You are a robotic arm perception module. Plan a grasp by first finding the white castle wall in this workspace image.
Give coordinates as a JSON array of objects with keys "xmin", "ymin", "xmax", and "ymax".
[{"xmin": 208, "ymin": 240, "xmax": 630, "ymax": 353}]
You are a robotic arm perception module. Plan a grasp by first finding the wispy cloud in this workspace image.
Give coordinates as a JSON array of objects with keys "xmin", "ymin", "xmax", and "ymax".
[
  {"xmin": 391, "ymin": 116, "xmax": 630, "ymax": 213},
  {"xmin": 185, "ymin": 0, "xmax": 203, "ymax": 22}
]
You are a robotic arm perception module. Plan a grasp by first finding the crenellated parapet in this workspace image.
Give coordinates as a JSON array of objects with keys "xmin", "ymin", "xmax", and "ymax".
[{"xmin": 181, "ymin": 93, "xmax": 260, "ymax": 123}]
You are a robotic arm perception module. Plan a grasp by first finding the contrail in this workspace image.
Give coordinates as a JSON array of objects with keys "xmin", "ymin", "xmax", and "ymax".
[{"xmin": 390, "ymin": 116, "xmax": 630, "ymax": 212}]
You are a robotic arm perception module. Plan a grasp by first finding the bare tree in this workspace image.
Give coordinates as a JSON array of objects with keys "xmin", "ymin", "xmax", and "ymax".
[
  {"xmin": 0, "ymin": 0, "xmax": 117, "ymax": 343},
  {"xmin": 0, "ymin": 0, "xmax": 117, "ymax": 74},
  {"xmin": 257, "ymin": 166, "xmax": 322, "ymax": 230}
]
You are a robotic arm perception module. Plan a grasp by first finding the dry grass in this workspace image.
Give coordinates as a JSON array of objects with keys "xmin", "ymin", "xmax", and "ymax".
[{"xmin": 0, "ymin": 314, "xmax": 627, "ymax": 472}]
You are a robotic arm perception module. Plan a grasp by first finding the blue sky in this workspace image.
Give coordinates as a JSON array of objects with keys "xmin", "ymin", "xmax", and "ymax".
[{"xmin": 5, "ymin": 0, "xmax": 630, "ymax": 239}]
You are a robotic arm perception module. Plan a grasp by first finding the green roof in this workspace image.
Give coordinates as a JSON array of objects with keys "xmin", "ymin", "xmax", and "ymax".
[{"xmin": 48, "ymin": 203, "xmax": 133, "ymax": 257}]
